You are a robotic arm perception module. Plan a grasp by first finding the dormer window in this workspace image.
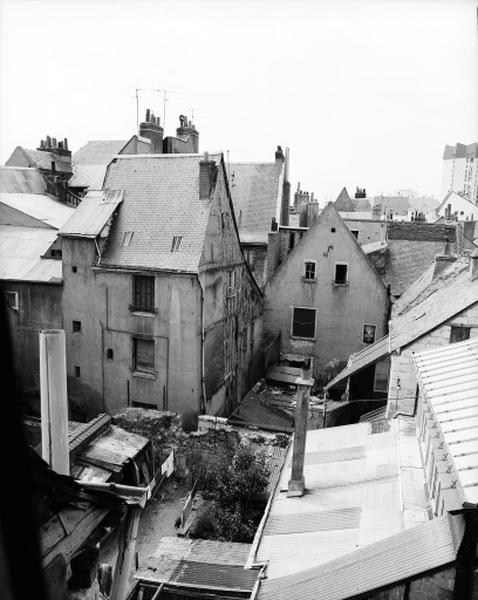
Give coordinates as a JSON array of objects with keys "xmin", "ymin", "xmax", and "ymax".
[
  {"xmin": 123, "ymin": 231, "xmax": 134, "ymax": 247},
  {"xmin": 304, "ymin": 261, "xmax": 316, "ymax": 280},
  {"xmin": 171, "ymin": 236, "xmax": 182, "ymax": 252}
]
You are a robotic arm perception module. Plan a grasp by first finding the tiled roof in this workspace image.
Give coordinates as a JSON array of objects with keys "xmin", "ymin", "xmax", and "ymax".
[
  {"xmin": 0, "ymin": 167, "xmax": 46, "ymax": 194},
  {"xmin": 100, "ymin": 154, "xmax": 221, "ymax": 272},
  {"xmin": 229, "ymin": 162, "xmax": 283, "ymax": 243},
  {"xmin": 59, "ymin": 190, "xmax": 123, "ymax": 238},
  {"xmin": 334, "ymin": 187, "xmax": 354, "ymax": 212},
  {"xmin": 0, "ymin": 225, "xmax": 61, "ymax": 282},
  {"xmin": 413, "ymin": 339, "xmax": 478, "ymax": 510},
  {"xmin": 0, "ymin": 192, "xmax": 75, "ymax": 229},
  {"xmin": 70, "ymin": 140, "xmax": 127, "ymax": 189}
]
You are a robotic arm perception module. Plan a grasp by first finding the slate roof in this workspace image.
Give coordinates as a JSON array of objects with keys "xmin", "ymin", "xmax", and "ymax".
[
  {"xmin": 334, "ymin": 187, "xmax": 355, "ymax": 212},
  {"xmin": 70, "ymin": 140, "xmax": 127, "ymax": 189},
  {"xmin": 0, "ymin": 192, "xmax": 75, "ymax": 229},
  {"xmin": 0, "ymin": 167, "xmax": 46, "ymax": 194},
  {"xmin": 0, "ymin": 225, "xmax": 61, "ymax": 282},
  {"xmin": 351, "ymin": 197, "xmax": 372, "ymax": 211},
  {"xmin": 229, "ymin": 162, "xmax": 283, "ymax": 244},
  {"xmin": 6, "ymin": 146, "xmax": 72, "ymax": 173},
  {"xmin": 59, "ymin": 190, "xmax": 123, "ymax": 238},
  {"xmin": 100, "ymin": 154, "xmax": 221, "ymax": 272}
]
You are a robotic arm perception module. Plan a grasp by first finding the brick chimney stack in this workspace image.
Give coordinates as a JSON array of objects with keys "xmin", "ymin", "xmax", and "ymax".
[
  {"xmin": 37, "ymin": 135, "xmax": 71, "ymax": 158},
  {"xmin": 199, "ymin": 152, "xmax": 217, "ymax": 200},
  {"xmin": 433, "ymin": 238, "xmax": 456, "ymax": 279},
  {"xmin": 139, "ymin": 109, "xmax": 164, "ymax": 153},
  {"xmin": 176, "ymin": 115, "xmax": 199, "ymax": 153}
]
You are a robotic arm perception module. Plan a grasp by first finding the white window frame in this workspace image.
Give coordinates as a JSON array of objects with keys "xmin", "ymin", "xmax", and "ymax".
[
  {"xmin": 303, "ymin": 260, "xmax": 317, "ymax": 281},
  {"xmin": 334, "ymin": 262, "xmax": 348, "ymax": 285},
  {"xmin": 362, "ymin": 323, "xmax": 377, "ymax": 344},
  {"xmin": 290, "ymin": 306, "xmax": 317, "ymax": 340}
]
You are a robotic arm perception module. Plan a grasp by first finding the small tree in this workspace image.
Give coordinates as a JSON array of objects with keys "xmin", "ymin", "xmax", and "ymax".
[{"xmin": 193, "ymin": 444, "xmax": 270, "ymax": 542}]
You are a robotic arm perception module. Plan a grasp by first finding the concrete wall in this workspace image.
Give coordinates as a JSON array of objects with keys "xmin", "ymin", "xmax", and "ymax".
[
  {"xmin": 264, "ymin": 205, "xmax": 388, "ymax": 386},
  {"xmin": 386, "ymin": 302, "xmax": 478, "ymax": 416},
  {"xmin": 2, "ymin": 280, "xmax": 63, "ymax": 408},
  {"xmin": 343, "ymin": 218, "xmax": 387, "ymax": 246}
]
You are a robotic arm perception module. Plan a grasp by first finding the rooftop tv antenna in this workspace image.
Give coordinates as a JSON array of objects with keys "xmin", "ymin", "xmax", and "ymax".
[{"xmin": 135, "ymin": 88, "xmax": 177, "ymax": 129}]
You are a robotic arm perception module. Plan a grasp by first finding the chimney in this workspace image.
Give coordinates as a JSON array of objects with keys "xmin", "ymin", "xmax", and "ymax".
[
  {"xmin": 139, "ymin": 108, "xmax": 164, "ymax": 153},
  {"xmin": 176, "ymin": 114, "xmax": 199, "ymax": 153},
  {"xmin": 275, "ymin": 145, "xmax": 284, "ymax": 163},
  {"xmin": 39, "ymin": 329, "xmax": 69, "ymax": 475},
  {"xmin": 470, "ymin": 249, "xmax": 478, "ymax": 280},
  {"xmin": 433, "ymin": 239, "xmax": 456, "ymax": 279},
  {"xmin": 287, "ymin": 373, "xmax": 314, "ymax": 497},
  {"xmin": 199, "ymin": 152, "xmax": 217, "ymax": 199}
]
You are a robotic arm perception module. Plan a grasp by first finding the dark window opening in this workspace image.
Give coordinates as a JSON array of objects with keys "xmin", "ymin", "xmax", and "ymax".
[
  {"xmin": 335, "ymin": 264, "xmax": 348, "ymax": 284},
  {"xmin": 132, "ymin": 275, "xmax": 155, "ymax": 312},
  {"xmin": 50, "ymin": 249, "xmax": 62, "ymax": 258},
  {"xmin": 304, "ymin": 262, "xmax": 316, "ymax": 280},
  {"xmin": 331, "ymin": 227, "xmax": 336, "ymax": 233},
  {"xmin": 351, "ymin": 230, "xmax": 359, "ymax": 240},
  {"xmin": 72, "ymin": 320, "xmax": 81, "ymax": 333},
  {"xmin": 133, "ymin": 338, "xmax": 155, "ymax": 373},
  {"xmin": 363, "ymin": 324, "xmax": 376, "ymax": 344},
  {"xmin": 289, "ymin": 233, "xmax": 295, "ymax": 250},
  {"xmin": 449, "ymin": 326, "xmax": 471, "ymax": 344},
  {"xmin": 106, "ymin": 348, "xmax": 114, "ymax": 360},
  {"xmin": 132, "ymin": 401, "xmax": 157, "ymax": 409},
  {"xmin": 72, "ymin": 266, "xmax": 77, "ymax": 273},
  {"xmin": 292, "ymin": 307, "xmax": 316, "ymax": 339},
  {"xmin": 74, "ymin": 366, "xmax": 80, "ymax": 377},
  {"xmin": 171, "ymin": 236, "xmax": 182, "ymax": 251}
]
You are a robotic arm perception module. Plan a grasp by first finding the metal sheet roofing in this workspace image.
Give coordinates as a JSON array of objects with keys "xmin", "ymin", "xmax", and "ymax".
[
  {"xmin": 100, "ymin": 154, "xmax": 221, "ymax": 272},
  {"xmin": 251, "ymin": 420, "xmax": 429, "ymax": 581},
  {"xmin": 0, "ymin": 225, "xmax": 62, "ymax": 282},
  {"xmin": 59, "ymin": 189, "xmax": 123, "ymax": 237},
  {"xmin": 326, "ymin": 335, "xmax": 390, "ymax": 389},
  {"xmin": 0, "ymin": 167, "xmax": 46, "ymax": 194},
  {"xmin": 413, "ymin": 338, "xmax": 478, "ymax": 509},
  {"xmin": 258, "ymin": 515, "xmax": 459, "ymax": 600},
  {"xmin": 0, "ymin": 192, "xmax": 75, "ymax": 229},
  {"xmin": 79, "ymin": 425, "xmax": 149, "ymax": 472},
  {"xmin": 229, "ymin": 162, "xmax": 283, "ymax": 244}
]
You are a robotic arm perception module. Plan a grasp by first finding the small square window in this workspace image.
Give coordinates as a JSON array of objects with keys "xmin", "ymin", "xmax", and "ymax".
[
  {"xmin": 72, "ymin": 266, "xmax": 77, "ymax": 273},
  {"xmin": 335, "ymin": 264, "xmax": 348, "ymax": 284},
  {"xmin": 331, "ymin": 227, "xmax": 336, "ymax": 233},
  {"xmin": 133, "ymin": 338, "xmax": 155, "ymax": 373},
  {"xmin": 304, "ymin": 261, "xmax": 316, "ymax": 280},
  {"xmin": 449, "ymin": 326, "xmax": 470, "ymax": 344},
  {"xmin": 292, "ymin": 307, "xmax": 316, "ymax": 339},
  {"xmin": 74, "ymin": 366, "xmax": 81, "ymax": 377},
  {"xmin": 363, "ymin": 324, "xmax": 376, "ymax": 344},
  {"xmin": 72, "ymin": 320, "xmax": 81, "ymax": 333}
]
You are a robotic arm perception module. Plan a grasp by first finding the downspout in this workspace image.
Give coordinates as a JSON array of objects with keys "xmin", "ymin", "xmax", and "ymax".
[{"xmin": 198, "ymin": 273, "xmax": 207, "ymax": 413}]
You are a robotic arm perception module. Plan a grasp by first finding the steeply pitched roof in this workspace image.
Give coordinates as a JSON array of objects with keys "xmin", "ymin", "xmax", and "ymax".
[
  {"xmin": 5, "ymin": 146, "xmax": 72, "ymax": 173},
  {"xmin": 436, "ymin": 189, "xmax": 477, "ymax": 214},
  {"xmin": 99, "ymin": 154, "xmax": 221, "ymax": 272},
  {"xmin": 0, "ymin": 225, "xmax": 62, "ymax": 282},
  {"xmin": 334, "ymin": 187, "xmax": 354, "ymax": 212},
  {"xmin": 229, "ymin": 162, "xmax": 283, "ymax": 243},
  {"xmin": 59, "ymin": 190, "xmax": 123, "ymax": 238},
  {"xmin": 0, "ymin": 167, "xmax": 46, "ymax": 194},
  {"xmin": 0, "ymin": 192, "xmax": 75, "ymax": 229}
]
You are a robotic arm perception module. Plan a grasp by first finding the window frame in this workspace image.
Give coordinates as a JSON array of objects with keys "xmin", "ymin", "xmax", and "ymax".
[
  {"xmin": 291, "ymin": 306, "xmax": 317, "ymax": 340},
  {"xmin": 131, "ymin": 275, "xmax": 156, "ymax": 314},
  {"xmin": 303, "ymin": 260, "xmax": 317, "ymax": 281},
  {"xmin": 362, "ymin": 323, "xmax": 376, "ymax": 344},
  {"xmin": 334, "ymin": 262, "xmax": 349, "ymax": 285},
  {"xmin": 449, "ymin": 325, "xmax": 471, "ymax": 344},
  {"xmin": 72, "ymin": 320, "xmax": 82, "ymax": 333},
  {"xmin": 132, "ymin": 337, "xmax": 155, "ymax": 375}
]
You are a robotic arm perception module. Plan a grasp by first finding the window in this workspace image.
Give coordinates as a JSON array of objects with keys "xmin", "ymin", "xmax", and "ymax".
[
  {"xmin": 351, "ymin": 230, "xmax": 359, "ymax": 240},
  {"xmin": 449, "ymin": 325, "xmax": 470, "ymax": 343},
  {"xmin": 363, "ymin": 324, "xmax": 376, "ymax": 344},
  {"xmin": 334, "ymin": 264, "xmax": 348, "ymax": 284},
  {"xmin": 74, "ymin": 366, "xmax": 81, "ymax": 377},
  {"xmin": 72, "ymin": 266, "xmax": 77, "ymax": 273},
  {"xmin": 304, "ymin": 261, "xmax": 316, "ymax": 280},
  {"xmin": 373, "ymin": 357, "xmax": 390, "ymax": 393},
  {"xmin": 171, "ymin": 236, "xmax": 182, "ymax": 252},
  {"xmin": 132, "ymin": 275, "xmax": 155, "ymax": 312},
  {"xmin": 133, "ymin": 338, "xmax": 155, "ymax": 373},
  {"xmin": 4, "ymin": 291, "xmax": 19, "ymax": 310},
  {"xmin": 122, "ymin": 231, "xmax": 134, "ymax": 247},
  {"xmin": 292, "ymin": 307, "xmax": 316, "ymax": 339},
  {"xmin": 50, "ymin": 249, "xmax": 62, "ymax": 258},
  {"xmin": 331, "ymin": 227, "xmax": 336, "ymax": 233},
  {"xmin": 106, "ymin": 348, "xmax": 114, "ymax": 360},
  {"xmin": 72, "ymin": 320, "xmax": 81, "ymax": 333},
  {"xmin": 227, "ymin": 270, "xmax": 235, "ymax": 289}
]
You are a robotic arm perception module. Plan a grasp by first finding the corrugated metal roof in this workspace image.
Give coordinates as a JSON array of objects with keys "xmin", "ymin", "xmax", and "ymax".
[
  {"xmin": 0, "ymin": 167, "xmax": 46, "ymax": 194},
  {"xmin": 229, "ymin": 162, "xmax": 283, "ymax": 244},
  {"xmin": 258, "ymin": 515, "xmax": 459, "ymax": 600},
  {"xmin": 0, "ymin": 192, "xmax": 74, "ymax": 229},
  {"xmin": 100, "ymin": 154, "xmax": 222, "ymax": 273},
  {"xmin": 326, "ymin": 335, "xmax": 390, "ymax": 389},
  {"xmin": 0, "ymin": 225, "xmax": 62, "ymax": 282},
  {"xmin": 79, "ymin": 425, "xmax": 149, "ymax": 472},
  {"xmin": 170, "ymin": 560, "xmax": 258, "ymax": 591},
  {"xmin": 59, "ymin": 190, "xmax": 123, "ymax": 237},
  {"xmin": 413, "ymin": 338, "xmax": 478, "ymax": 509}
]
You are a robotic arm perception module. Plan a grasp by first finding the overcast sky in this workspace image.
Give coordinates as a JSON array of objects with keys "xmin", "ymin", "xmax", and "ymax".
[{"xmin": 0, "ymin": 0, "xmax": 476, "ymax": 201}]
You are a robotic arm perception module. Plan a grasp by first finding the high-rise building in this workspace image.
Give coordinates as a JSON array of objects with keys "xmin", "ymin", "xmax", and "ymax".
[{"xmin": 441, "ymin": 142, "xmax": 478, "ymax": 204}]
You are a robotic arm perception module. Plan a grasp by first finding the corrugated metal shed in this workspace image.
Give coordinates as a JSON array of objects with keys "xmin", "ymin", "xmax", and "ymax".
[
  {"xmin": 259, "ymin": 515, "xmax": 460, "ymax": 600},
  {"xmin": 413, "ymin": 338, "xmax": 478, "ymax": 509},
  {"xmin": 0, "ymin": 166, "xmax": 46, "ymax": 194},
  {"xmin": 0, "ymin": 192, "xmax": 74, "ymax": 229},
  {"xmin": 59, "ymin": 189, "xmax": 123, "ymax": 237},
  {"xmin": 0, "ymin": 225, "xmax": 62, "ymax": 282}
]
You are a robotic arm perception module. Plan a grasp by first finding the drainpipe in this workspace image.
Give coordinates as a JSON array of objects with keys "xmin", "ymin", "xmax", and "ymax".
[
  {"xmin": 287, "ymin": 372, "xmax": 314, "ymax": 497},
  {"xmin": 197, "ymin": 273, "xmax": 207, "ymax": 414},
  {"xmin": 39, "ymin": 329, "xmax": 69, "ymax": 475}
]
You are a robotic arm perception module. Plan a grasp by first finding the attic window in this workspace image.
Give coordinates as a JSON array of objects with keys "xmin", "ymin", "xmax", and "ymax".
[
  {"xmin": 171, "ymin": 236, "xmax": 182, "ymax": 252},
  {"xmin": 123, "ymin": 231, "xmax": 134, "ymax": 247}
]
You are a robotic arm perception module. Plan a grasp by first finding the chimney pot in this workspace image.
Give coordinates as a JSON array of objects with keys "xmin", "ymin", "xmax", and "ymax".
[
  {"xmin": 40, "ymin": 140, "xmax": 45, "ymax": 148},
  {"xmin": 46, "ymin": 135, "xmax": 51, "ymax": 147},
  {"xmin": 52, "ymin": 137, "xmax": 57, "ymax": 147},
  {"xmin": 64, "ymin": 138, "xmax": 68, "ymax": 150},
  {"xmin": 145, "ymin": 108, "xmax": 150, "ymax": 122}
]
